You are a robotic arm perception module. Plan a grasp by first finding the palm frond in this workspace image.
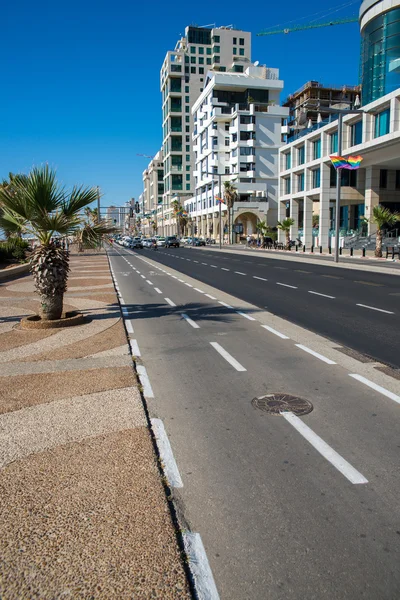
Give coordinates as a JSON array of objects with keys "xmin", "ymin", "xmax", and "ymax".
[
  {"xmin": 79, "ymin": 221, "xmax": 116, "ymax": 248},
  {"xmin": 62, "ymin": 185, "xmax": 99, "ymax": 216},
  {"xmin": 22, "ymin": 165, "xmax": 66, "ymax": 214},
  {"xmin": 31, "ymin": 211, "xmax": 81, "ymax": 237},
  {"xmin": 0, "ymin": 208, "xmax": 27, "ymax": 235}
]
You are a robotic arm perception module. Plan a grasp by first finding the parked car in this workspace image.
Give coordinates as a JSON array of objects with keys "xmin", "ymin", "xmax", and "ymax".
[
  {"xmin": 156, "ymin": 237, "xmax": 166, "ymax": 247},
  {"xmin": 165, "ymin": 236, "xmax": 180, "ymax": 248},
  {"xmin": 206, "ymin": 238, "xmax": 216, "ymax": 245},
  {"xmin": 129, "ymin": 239, "xmax": 143, "ymax": 249},
  {"xmin": 142, "ymin": 238, "xmax": 153, "ymax": 248},
  {"xmin": 191, "ymin": 237, "xmax": 206, "ymax": 247}
]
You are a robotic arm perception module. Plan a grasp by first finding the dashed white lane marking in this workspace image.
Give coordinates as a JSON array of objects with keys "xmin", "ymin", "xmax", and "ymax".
[
  {"xmin": 253, "ymin": 276, "xmax": 267, "ymax": 281},
  {"xmin": 221, "ymin": 267, "xmax": 230, "ymax": 271},
  {"xmin": 120, "ymin": 298, "xmax": 126, "ymax": 305},
  {"xmin": 193, "ymin": 260, "xmax": 199, "ymax": 263},
  {"xmin": 146, "ymin": 280, "xmax": 153, "ymax": 285},
  {"xmin": 210, "ymin": 342, "xmax": 247, "ymax": 372},
  {"xmin": 234, "ymin": 271, "xmax": 246, "ymax": 276},
  {"xmin": 349, "ymin": 374, "xmax": 400, "ymax": 404},
  {"xmin": 356, "ymin": 303, "xmax": 394, "ymax": 315},
  {"xmin": 178, "ymin": 279, "xmax": 184, "ymax": 283},
  {"xmin": 184, "ymin": 283, "xmax": 193, "ymax": 288},
  {"xmin": 137, "ymin": 365, "xmax": 154, "ymax": 398},
  {"xmin": 194, "ymin": 288, "xmax": 205, "ymax": 293},
  {"xmin": 151, "ymin": 419, "xmax": 183, "ymax": 488},
  {"xmin": 261, "ymin": 325, "xmax": 290, "ymax": 339},
  {"xmin": 308, "ymin": 290, "xmax": 336, "ymax": 299},
  {"xmin": 295, "ymin": 344, "xmax": 336, "ymax": 365},
  {"xmin": 218, "ymin": 301, "xmax": 233, "ymax": 309},
  {"xmin": 165, "ymin": 298, "xmax": 176, "ymax": 307},
  {"xmin": 277, "ymin": 282, "xmax": 298, "ymax": 289},
  {"xmin": 154, "ymin": 287, "xmax": 162, "ymax": 294},
  {"xmin": 140, "ymin": 274, "xmax": 146, "ymax": 279},
  {"xmin": 201, "ymin": 262, "xmax": 208, "ymax": 265},
  {"xmin": 282, "ymin": 412, "xmax": 368, "ymax": 484},
  {"xmin": 183, "ymin": 532, "xmax": 220, "ymax": 600},
  {"xmin": 237, "ymin": 311, "xmax": 256, "ymax": 321},
  {"xmin": 125, "ymin": 320, "xmax": 134, "ymax": 334},
  {"xmin": 210, "ymin": 265, "xmax": 218, "ymax": 268},
  {"xmin": 172, "ymin": 275, "xmax": 178, "ymax": 279},
  {"xmin": 181, "ymin": 313, "xmax": 200, "ymax": 329},
  {"xmin": 129, "ymin": 339, "xmax": 141, "ymax": 357},
  {"xmin": 205, "ymin": 294, "xmax": 217, "ymax": 300}
]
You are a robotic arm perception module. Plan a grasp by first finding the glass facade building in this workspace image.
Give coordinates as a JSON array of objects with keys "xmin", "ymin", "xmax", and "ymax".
[{"xmin": 360, "ymin": 1, "xmax": 400, "ymax": 104}]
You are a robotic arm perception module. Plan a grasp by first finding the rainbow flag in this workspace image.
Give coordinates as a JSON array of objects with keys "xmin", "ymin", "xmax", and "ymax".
[
  {"xmin": 330, "ymin": 155, "xmax": 363, "ymax": 170},
  {"xmin": 215, "ymin": 195, "xmax": 223, "ymax": 204}
]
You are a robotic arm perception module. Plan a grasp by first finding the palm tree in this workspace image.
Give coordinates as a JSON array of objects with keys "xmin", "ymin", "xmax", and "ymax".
[
  {"xmin": 370, "ymin": 205, "xmax": 400, "ymax": 257},
  {"xmin": 223, "ymin": 181, "xmax": 237, "ymax": 244},
  {"xmin": 277, "ymin": 218, "xmax": 295, "ymax": 250},
  {"xmin": 172, "ymin": 199, "xmax": 188, "ymax": 237},
  {"xmin": 0, "ymin": 165, "xmax": 114, "ymax": 320}
]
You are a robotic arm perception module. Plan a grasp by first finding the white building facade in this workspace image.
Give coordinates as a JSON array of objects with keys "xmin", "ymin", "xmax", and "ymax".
[
  {"xmin": 185, "ymin": 65, "xmax": 289, "ymax": 241},
  {"xmin": 141, "ymin": 150, "xmax": 164, "ymax": 236},
  {"xmin": 278, "ymin": 88, "xmax": 400, "ymax": 249},
  {"xmin": 160, "ymin": 25, "xmax": 252, "ymax": 235}
]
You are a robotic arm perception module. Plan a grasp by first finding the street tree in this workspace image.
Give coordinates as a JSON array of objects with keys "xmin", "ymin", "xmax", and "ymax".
[
  {"xmin": 370, "ymin": 205, "xmax": 400, "ymax": 257},
  {"xmin": 277, "ymin": 217, "xmax": 295, "ymax": 250},
  {"xmin": 223, "ymin": 181, "xmax": 237, "ymax": 244}
]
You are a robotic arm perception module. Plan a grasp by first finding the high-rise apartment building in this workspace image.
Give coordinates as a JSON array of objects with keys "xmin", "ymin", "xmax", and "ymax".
[
  {"xmin": 141, "ymin": 150, "xmax": 164, "ymax": 235},
  {"xmin": 160, "ymin": 25, "xmax": 251, "ymax": 234}
]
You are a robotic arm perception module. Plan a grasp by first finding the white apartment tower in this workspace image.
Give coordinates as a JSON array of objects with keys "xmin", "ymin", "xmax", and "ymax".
[
  {"xmin": 141, "ymin": 150, "xmax": 164, "ymax": 235},
  {"xmin": 185, "ymin": 65, "xmax": 289, "ymax": 240},
  {"xmin": 160, "ymin": 25, "xmax": 251, "ymax": 235}
]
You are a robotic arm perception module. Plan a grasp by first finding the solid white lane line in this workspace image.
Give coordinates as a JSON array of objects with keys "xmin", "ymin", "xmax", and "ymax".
[
  {"xmin": 151, "ymin": 419, "xmax": 183, "ymax": 488},
  {"xmin": 308, "ymin": 291, "xmax": 335, "ymax": 299},
  {"xmin": 277, "ymin": 282, "xmax": 298, "ymax": 289},
  {"xmin": 183, "ymin": 532, "xmax": 220, "ymax": 600},
  {"xmin": 184, "ymin": 283, "xmax": 193, "ymax": 287},
  {"xmin": 205, "ymin": 294, "xmax": 217, "ymax": 300},
  {"xmin": 237, "ymin": 311, "xmax": 256, "ymax": 321},
  {"xmin": 129, "ymin": 339, "xmax": 141, "ymax": 357},
  {"xmin": 282, "ymin": 412, "xmax": 368, "ymax": 485},
  {"xmin": 261, "ymin": 325, "xmax": 290, "ymax": 339},
  {"xmin": 235, "ymin": 271, "xmax": 246, "ymax": 276},
  {"xmin": 194, "ymin": 288, "xmax": 205, "ymax": 293},
  {"xmin": 146, "ymin": 280, "xmax": 153, "ymax": 285},
  {"xmin": 125, "ymin": 320, "xmax": 134, "ymax": 334},
  {"xmin": 154, "ymin": 287, "xmax": 162, "ymax": 294},
  {"xmin": 165, "ymin": 298, "xmax": 176, "ymax": 307},
  {"xmin": 253, "ymin": 276, "xmax": 267, "ymax": 281},
  {"xmin": 218, "ymin": 301, "xmax": 233, "ymax": 309},
  {"xmin": 181, "ymin": 313, "xmax": 200, "ymax": 329},
  {"xmin": 221, "ymin": 267, "xmax": 230, "ymax": 271},
  {"xmin": 137, "ymin": 365, "xmax": 154, "ymax": 398},
  {"xmin": 356, "ymin": 303, "xmax": 394, "ymax": 315},
  {"xmin": 295, "ymin": 344, "xmax": 336, "ymax": 365},
  {"xmin": 210, "ymin": 342, "xmax": 247, "ymax": 372},
  {"xmin": 349, "ymin": 374, "xmax": 400, "ymax": 404}
]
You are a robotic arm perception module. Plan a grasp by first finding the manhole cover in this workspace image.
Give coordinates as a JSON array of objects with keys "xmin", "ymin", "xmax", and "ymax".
[{"xmin": 252, "ymin": 394, "xmax": 313, "ymax": 416}]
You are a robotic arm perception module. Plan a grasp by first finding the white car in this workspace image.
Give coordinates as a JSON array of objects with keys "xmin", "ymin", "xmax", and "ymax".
[
  {"xmin": 156, "ymin": 237, "xmax": 166, "ymax": 247},
  {"xmin": 142, "ymin": 238, "xmax": 153, "ymax": 248}
]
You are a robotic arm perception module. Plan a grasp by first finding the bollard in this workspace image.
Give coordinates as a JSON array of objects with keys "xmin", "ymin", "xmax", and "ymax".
[
  {"xmin": 319, "ymin": 246, "xmax": 323, "ymax": 254},
  {"xmin": 328, "ymin": 247, "xmax": 332, "ymax": 254},
  {"xmin": 311, "ymin": 245, "xmax": 314, "ymax": 253},
  {"xmin": 339, "ymin": 247, "xmax": 342, "ymax": 255},
  {"xmin": 362, "ymin": 248, "xmax": 366, "ymax": 257},
  {"xmin": 350, "ymin": 247, "xmax": 354, "ymax": 256},
  {"xmin": 303, "ymin": 245, "xmax": 305, "ymax": 252}
]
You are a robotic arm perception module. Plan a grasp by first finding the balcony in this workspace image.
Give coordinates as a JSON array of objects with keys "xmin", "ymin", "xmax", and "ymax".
[
  {"xmin": 170, "ymin": 126, "xmax": 182, "ymax": 132},
  {"xmin": 171, "ymin": 165, "xmax": 183, "ymax": 172}
]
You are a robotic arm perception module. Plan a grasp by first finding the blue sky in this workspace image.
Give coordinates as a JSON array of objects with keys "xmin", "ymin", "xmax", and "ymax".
[{"xmin": 1, "ymin": 0, "xmax": 361, "ymax": 210}]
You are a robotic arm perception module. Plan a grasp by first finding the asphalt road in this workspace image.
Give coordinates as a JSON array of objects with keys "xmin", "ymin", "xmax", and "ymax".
[
  {"xmin": 126, "ymin": 245, "xmax": 400, "ymax": 368},
  {"xmin": 109, "ymin": 246, "xmax": 400, "ymax": 600}
]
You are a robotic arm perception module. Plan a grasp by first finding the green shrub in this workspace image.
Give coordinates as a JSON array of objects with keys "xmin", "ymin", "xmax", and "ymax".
[{"xmin": 0, "ymin": 237, "xmax": 30, "ymax": 263}]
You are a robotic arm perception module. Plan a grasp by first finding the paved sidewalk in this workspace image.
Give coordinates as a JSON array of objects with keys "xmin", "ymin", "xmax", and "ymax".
[{"xmin": 0, "ymin": 251, "xmax": 191, "ymax": 599}]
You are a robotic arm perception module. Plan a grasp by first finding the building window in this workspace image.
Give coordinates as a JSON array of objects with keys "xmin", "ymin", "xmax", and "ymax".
[
  {"xmin": 239, "ymin": 48, "xmax": 244, "ymax": 56},
  {"xmin": 190, "ymin": 56, "xmax": 196, "ymax": 64},
  {"xmin": 186, "ymin": 165, "xmax": 190, "ymax": 171},
  {"xmin": 374, "ymin": 108, "xmax": 390, "ymax": 138},
  {"xmin": 185, "ymin": 116, "xmax": 190, "ymax": 122},
  {"xmin": 220, "ymin": 66, "xmax": 226, "ymax": 72},
  {"xmin": 190, "ymin": 46, "xmax": 196, "ymax": 54},
  {"xmin": 351, "ymin": 120, "xmax": 363, "ymax": 146},
  {"xmin": 225, "ymin": 123, "xmax": 230, "ymax": 131},
  {"xmin": 214, "ymin": 56, "xmax": 220, "ymax": 64},
  {"xmin": 239, "ymin": 37, "xmax": 244, "ymax": 45},
  {"xmin": 171, "ymin": 65, "xmax": 181, "ymax": 72},
  {"xmin": 185, "ymin": 95, "xmax": 189, "ymax": 103},
  {"xmin": 380, "ymin": 169, "xmax": 388, "ymax": 189},
  {"xmin": 298, "ymin": 145, "xmax": 305, "ymax": 165},
  {"xmin": 214, "ymin": 46, "xmax": 220, "ymax": 53},
  {"xmin": 313, "ymin": 138, "xmax": 321, "ymax": 160},
  {"xmin": 330, "ymin": 166, "xmax": 357, "ymax": 187},
  {"xmin": 312, "ymin": 168, "xmax": 321, "ymax": 188},
  {"xmin": 198, "ymin": 47, "xmax": 204, "ymax": 54},
  {"xmin": 186, "ymin": 184, "xmax": 190, "ymax": 191},
  {"xmin": 233, "ymin": 37, "xmax": 237, "ymax": 44},
  {"xmin": 186, "ymin": 145, "xmax": 190, "ymax": 151},
  {"xmin": 225, "ymin": 167, "xmax": 230, "ymax": 175},
  {"xmin": 212, "ymin": 122, "xmax": 217, "ymax": 129},
  {"xmin": 233, "ymin": 47, "xmax": 237, "ymax": 55},
  {"xmin": 206, "ymin": 47, "xmax": 211, "ymax": 55},
  {"xmin": 170, "ymin": 78, "xmax": 181, "ymax": 92},
  {"xmin": 191, "ymin": 67, "xmax": 196, "ymax": 73},
  {"xmin": 186, "ymin": 155, "xmax": 190, "ymax": 160},
  {"xmin": 207, "ymin": 58, "xmax": 211, "ymax": 65},
  {"xmin": 297, "ymin": 172, "xmax": 304, "ymax": 192},
  {"xmin": 185, "ymin": 86, "xmax": 189, "ymax": 92},
  {"xmin": 240, "ymin": 147, "xmax": 255, "ymax": 155},
  {"xmin": 185, "ymin": 55, "xmax": 189, "ymax": 64},
  {"xmin": 330, "ymin": 131, "xmax": 338, "ymax": 153},
  {"xmin": 285, "ymin": 178, "xmax": 291, "ymax": 194},
  {"xmin": 185, "ymin": 106, "xmax": 189, "ymax": 113},
  {"xmin": 213, "ymin": 35, "xmax": 220, "ymax": 43},
  {"xmin": 185, "ymin": 67, "xmax": 189, "ymax": 74},
  {"xmin": 285, "ymin": 153, "xmax": 291, "ymax": 170},
  {"xmin": 186, "ymin": 126, "xmax": 190, "ymax": 132},
  {"xmin": 198, "ymin": 57, "xmax": 204, "ymax": 65},
  {"xmin": 186, "ymin": 135, "xmax": 190, "ymax": 142},
  {"xmin": 199, "ymin": 67, "xmax": 204, "ymax": 74},
  {"xmin": 186, "ymin": 174, "xmax": 190, "ymax": 181}
]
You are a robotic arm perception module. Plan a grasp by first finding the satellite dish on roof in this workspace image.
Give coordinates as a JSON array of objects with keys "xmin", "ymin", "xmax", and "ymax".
[{"xmin": 254, "ymin": 61, "xmax": 259, "ymax": 66}]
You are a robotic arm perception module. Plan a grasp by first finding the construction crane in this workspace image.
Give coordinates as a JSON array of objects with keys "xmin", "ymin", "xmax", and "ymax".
[{"xmin": 258, "ymin": 16, "xmax": 358, "ymax": 36}]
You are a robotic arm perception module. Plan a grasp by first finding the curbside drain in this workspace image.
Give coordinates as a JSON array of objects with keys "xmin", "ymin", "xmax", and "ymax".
[{"xmin": 252, "ymin": 393, "xmax": 313, "ymax": 416}]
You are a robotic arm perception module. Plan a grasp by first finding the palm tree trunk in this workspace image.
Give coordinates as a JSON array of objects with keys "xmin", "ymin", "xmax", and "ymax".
[
  {"xmin": 285, "ymin": 230, "xmax": 290, "ymax": 250},
  {"xmin": 375, "ymin": 229, "xmax": 383, "ymax": 258},
  {"xmin": 228, "ymin": 207, "xmax": 231, "ymax": 245},
  {"xmin": 39, "ymin": 294, "xmax": 64, "ymax": 320}
]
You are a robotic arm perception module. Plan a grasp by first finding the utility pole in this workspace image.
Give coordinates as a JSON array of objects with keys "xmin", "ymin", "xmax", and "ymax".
[{"xmin": 96, "ymin": 186, "xmax": 101, "ymax": 224}]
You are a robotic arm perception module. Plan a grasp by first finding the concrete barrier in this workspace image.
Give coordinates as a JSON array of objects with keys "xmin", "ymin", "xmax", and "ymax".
[{"xmin": 0, "ymin": 263, "xmax": 30, "ymax": 280}]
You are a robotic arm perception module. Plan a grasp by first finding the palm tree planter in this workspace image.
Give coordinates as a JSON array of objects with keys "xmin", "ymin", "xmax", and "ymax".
[
  {"xmin": 0, "ymin": 166, "xmax": 114, "ymax": 324},
  {"xmin": 277, "ymin": 218, "xmax": 295, "ymax": 250},
  {"xmin": 370, "ymin": 205, "xmax": 400, "ymax": 258}
]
